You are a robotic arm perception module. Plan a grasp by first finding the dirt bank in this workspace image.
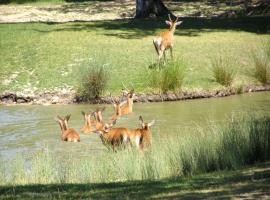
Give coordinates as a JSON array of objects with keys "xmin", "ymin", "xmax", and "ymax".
[{"xmin": 1, "ymin": 85, "xmax": 270, "ymax": 106}]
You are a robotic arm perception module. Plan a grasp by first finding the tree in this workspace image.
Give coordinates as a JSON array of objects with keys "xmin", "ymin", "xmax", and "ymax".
[{"xmin": 135, "ymin": 0, "xmax": 173, "ymax": 18}]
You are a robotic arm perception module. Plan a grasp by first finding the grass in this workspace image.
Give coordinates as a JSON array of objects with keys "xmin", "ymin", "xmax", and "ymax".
[
  {"xmin": 78, "ymin": 59, "xmax": 110, "ymax": 99},
  {"xmin": 0, "ymin": 17, "xmax": 270, "ymax": 95},
  {"xmin": 252, "ymin": 41, "xmax": 270, "ymax": 85},
  {"xmin": 148, "ymin": 59, "xmax": 186, "ymax": 93},
  {"xmin": 0, "ymin": 161, "xmax": 269, "ymax": 199},
  {"xmin": 211, "ymin": 57, "xmax": 235, "ymax": 87},
  {"xmin": 0, "ymin": 115, "xmax": 269, "ymax": 186}
]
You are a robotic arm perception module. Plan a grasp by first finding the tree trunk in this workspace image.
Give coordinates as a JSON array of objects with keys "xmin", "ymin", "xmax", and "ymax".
[{"xmin": 135, "ymin": 0, "xmax": 172, "ymax": 18}]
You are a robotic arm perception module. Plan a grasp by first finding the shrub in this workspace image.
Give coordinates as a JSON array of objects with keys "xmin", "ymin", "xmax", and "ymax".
[
  {"xmin": 78, "ymin": 60, "xmax": 110, "ymax": 99},
  {"xmin": 149, "ymin": 60, "xmax": 185, "ymax": 93},
  {"xmin": 211, "ymin": 57, "xmax": 235, "ymax": 87},
  {"xmin": 252, "ymin": 42, "xmax": 270, "ymax": 85}
]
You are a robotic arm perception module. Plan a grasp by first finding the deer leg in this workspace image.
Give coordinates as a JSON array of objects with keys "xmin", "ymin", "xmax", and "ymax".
[
  {"xmin": 170, "ymin": 47, "xmax": 173, "ymax": 60},
  {"xmin": 153, "ymin": 40, "xmax": 159, "ymax": 56}
]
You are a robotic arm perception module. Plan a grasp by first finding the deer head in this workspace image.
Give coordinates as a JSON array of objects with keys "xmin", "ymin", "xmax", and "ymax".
[
  {"xmin": 165, "ymin": 14, "xmax": 182, "ymax": 32},
  {"xmin": 139, "ymin": 116, "xmax": 155, "ymax": 130}
]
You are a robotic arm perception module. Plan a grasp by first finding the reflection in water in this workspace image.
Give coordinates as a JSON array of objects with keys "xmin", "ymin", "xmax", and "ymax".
[{"xmin": 0, "ymin": 92, "xmax": 269, "ymax": 160}]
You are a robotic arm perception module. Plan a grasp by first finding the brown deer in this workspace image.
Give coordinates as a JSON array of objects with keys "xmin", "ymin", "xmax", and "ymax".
[
  {"xmin": 110, "ymin": 99, "xmax": 128, "ymax": 121},
  {"xmin": 55, "ymin": 115, "xmax": 80, "ymax": 142},
  {"xmin": 120, "ymin": 85, "xmax": 135, "ymax": 115},
  {"xmin": 81, "ymin": 111, "xmax": 96, "ymax": 134},
  {"xmin": 129, "ymin": 116, "xmax": 155, "ymax": 151},
  {"xmin": 93, "ymin": 107, "xmax": 106, "ymax": 131},
  {"xmin": 153, "ymin": 14, "xmax": 182, "ymax": 62},
  {"xmin": 93, "ymin": 107, "xmax": 130, "ymax": 151}
]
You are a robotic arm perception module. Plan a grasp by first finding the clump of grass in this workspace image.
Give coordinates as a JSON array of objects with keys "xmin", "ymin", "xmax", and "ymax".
[
  {"xmin": 78, "ymin": 60, "xmax": 110, "ymax": 99},
  {"xmin": 252, "ymin": 42, "xmax": 270, "ymax": 85},
  {"xmin": 149, "ymin": 60, "xmax": 186, "ymax": 93},
  {"xmin": 212, "ymin": 57, "xmax": 235, "ymax": 87},
  {"xmin": 0, "ymin": 114, "xmax": 269, "ymax": 185}
]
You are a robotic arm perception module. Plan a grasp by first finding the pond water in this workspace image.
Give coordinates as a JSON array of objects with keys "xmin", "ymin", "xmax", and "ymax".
[{"xmin": 0, "ymin": 92, "xmax": 270, "ymax": 160}]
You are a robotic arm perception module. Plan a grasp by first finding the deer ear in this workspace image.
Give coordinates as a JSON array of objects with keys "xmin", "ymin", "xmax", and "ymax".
[
  {"xmin": 54, "ymin": 117, "xmax": 60, "ymax": 122},
  {"xmin": 175, "ymin": 21, "xmax": 183, "ymax": 26},
  {"xmin": 57, "ymin": 115, "xmax": 63, "ymax": 121},
  {"xmin": 65, "ymin": 114, "xmax": 71, "ymax": 121},
  {"xmin": 148, "ymin": 120, "xmax": 155, "ymax": 127},
  {"xmin": 165, "ymin": 20, "xmax": 172, "ymax": 26}
]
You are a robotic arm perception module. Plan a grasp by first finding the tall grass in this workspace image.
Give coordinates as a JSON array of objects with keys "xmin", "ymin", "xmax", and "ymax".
[
  {"xmin": 149, "ymin": 60, "xmax": 186, "ymax": 93},
  {"xmin": 211, "ymin": 57, "xmax": 235, "ymax": 87},
  {"xmin": 78, "ymin": 60, "xmax": 110, "ymax": 100},
  {"xmin": 0, "ymin": 115, "xmax": 269, "ymax": 185},
  {"xmin": 252, "ymin": 41, "xmax": 270, "ymax": 85}
]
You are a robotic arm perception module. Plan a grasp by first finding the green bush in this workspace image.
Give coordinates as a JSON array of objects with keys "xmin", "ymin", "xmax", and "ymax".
[
  {"xmin": 211, "ymin": 57, "xmax": 235, "ymax": 87},
  {"xmin": 252, "ymin": 42, "xmax": 270, "ymax": 85},
  {"xmin": 78, "ymin": 60, "xmax": 110, "ymax": 99},
  {"xmin": 149, "ymin": 60, "xmax": 186, "ymax": 93}
]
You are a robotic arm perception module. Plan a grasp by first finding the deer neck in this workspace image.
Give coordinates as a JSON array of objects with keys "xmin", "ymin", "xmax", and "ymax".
[{"xmin": 169, "ymin": 26, "xmax": 176, "ymax": 34}]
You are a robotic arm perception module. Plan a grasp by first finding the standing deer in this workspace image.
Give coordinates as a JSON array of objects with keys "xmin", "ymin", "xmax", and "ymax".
[
  {"xmin": 153, "ymin": 14, "xmax": 183, "ymax": 62},
  {"xmin": 55, "ymin": 115, "xmax": 80, "ymax": 142},
  {"xmin": 81, "ymin": 111, "xmax": 96, "ymax": 134},
  {"xmin": 129, "ymin": 116, "xmax": 155, "ymax": 151}
]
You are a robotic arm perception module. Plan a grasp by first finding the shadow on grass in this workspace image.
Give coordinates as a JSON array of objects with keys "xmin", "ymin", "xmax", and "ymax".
[
  {"xmin": 1, "ymin": 162, "xmax": 269, "ymax": 199},
  {"xmin": 33, "ymin": 16, "xmax": 270, "ymax": 39}
]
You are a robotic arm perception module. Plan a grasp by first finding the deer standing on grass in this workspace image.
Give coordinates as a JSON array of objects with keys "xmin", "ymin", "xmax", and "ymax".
[
  {"xmin": 55, "ymin": 115, "xmax": 80, "ymax": 142},
  {"xmin": 93, "ymin": 107, "xmax": 130, "ymax": 151},
  {"xmin": 81, "ymin": 111, "xmax": 96, "ymax": 134},
  {"xmin": 129, "ymin": 116, "xmax": 155, "ymax": 151},
  {"xmin": 153, "ymin": 14, "xmax": 183, "ymax": 62}
]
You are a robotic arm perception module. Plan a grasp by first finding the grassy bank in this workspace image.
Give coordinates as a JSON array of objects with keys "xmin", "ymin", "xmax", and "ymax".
[
  {"xmin": 0, "ymin": 115, "xmax": 269, "ymax": 185},
  {"xmin": 0, "ymin": 161, "xmax": 269, "ymax": 199},
  {"xmin": 0, "ymin": 17, "xmax": 270, "ymax": 96}
]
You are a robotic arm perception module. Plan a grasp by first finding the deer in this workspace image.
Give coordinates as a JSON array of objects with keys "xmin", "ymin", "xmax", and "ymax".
[
  {"xmin": 120, "ymin": 84, "xmax": 135, "ymax": 115},
  {"xmin": 81, "ymin": 111, "xmax": 96, "ymax": 134},
  {"xmin": 129, "ymin": 116, "xmax": 155, "ymax": 151},
  {"xmin": 153, "ymin": 14, "xmax": 183, "ymax": 62},
  {"xmin": 109, "ymin": 99, "xmax": 129, "ymax": 122},
  {"xmin": 55, "ymin": 115, "xmax": 80, "ymax": 142},
  {"xmin": 93, "ymin": 107, "xmax": 131, "ymax": 151}
]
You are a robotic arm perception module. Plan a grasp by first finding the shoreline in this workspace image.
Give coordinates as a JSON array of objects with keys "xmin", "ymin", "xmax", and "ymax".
[{"xmin": 1, "ymin": 85, "xmax": 270, "ymax": 106}]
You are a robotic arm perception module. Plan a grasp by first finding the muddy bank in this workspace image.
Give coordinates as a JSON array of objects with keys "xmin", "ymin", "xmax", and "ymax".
[{"xmin": 1, "ymin": 85, "xmax": 270, "ymax": 106}]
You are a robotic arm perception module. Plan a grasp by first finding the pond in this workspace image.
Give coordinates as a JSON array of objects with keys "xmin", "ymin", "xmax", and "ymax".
[{"xmin": 0, "ymin": 92, "xmax": 270, "ymax": 160}]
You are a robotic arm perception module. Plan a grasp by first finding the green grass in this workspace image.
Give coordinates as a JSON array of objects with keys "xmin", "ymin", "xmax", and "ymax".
[
  {"xmin": 252, "ymin": 41, "xmax": 270, "ymax": 85},
  {"xmin": 0, "ymin": 161, "xmax": 269, "ymax": 199},
  {"xmin": 211, "ymin": 57, "xmax": 235, "ymax": 87},
  {"xmin": 148, "ymin": 59, "xmax": 186, "ymax": 93},
  {"xmin": 0, "ymin": 18, "xmax": 269, "ymax": 95},
  {"xmin": 0, "ymin": 115, "xmax": 269, "ymax": 186}
]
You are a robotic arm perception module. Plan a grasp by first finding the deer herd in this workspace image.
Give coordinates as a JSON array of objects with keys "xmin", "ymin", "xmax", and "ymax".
[
  {"xmin": 55, "ymin": 87, "xmax": 155, "ymax": 152},
  {"xmin": 55, "ymin": 14, "xmax": 182, "ymax": 152}
]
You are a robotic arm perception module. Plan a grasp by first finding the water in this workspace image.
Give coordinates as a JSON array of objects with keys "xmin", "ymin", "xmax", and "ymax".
[{"xmin": 0, "ymin": 92, "xmax": 270, "ymax": 160}]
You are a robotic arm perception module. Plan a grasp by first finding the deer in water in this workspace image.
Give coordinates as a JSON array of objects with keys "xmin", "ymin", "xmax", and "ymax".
[
  {"xmin": 153, "ymin": 14, "xmax": 182, "ymax": 62},
  {"xmin": 120, "ymin": 85, "xmax": 135, "ymax": 115},
  {"xmin": 55, "ymin": 115, "xmax": 80, "ymax": 142},
  {"xmin": 129, "ymin": 116, "xmax": 155, "ymax": 151},
  {"xmin": 110, "ymin": 99, "xmax": 128, "ymax": 121},
  {"xmin": 94, "ymin": 107, "xmax": 130, "ymax": 151},
  {"xmin": 81, "ymin": 111, "xmax": 96, "ymax": 134}
]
